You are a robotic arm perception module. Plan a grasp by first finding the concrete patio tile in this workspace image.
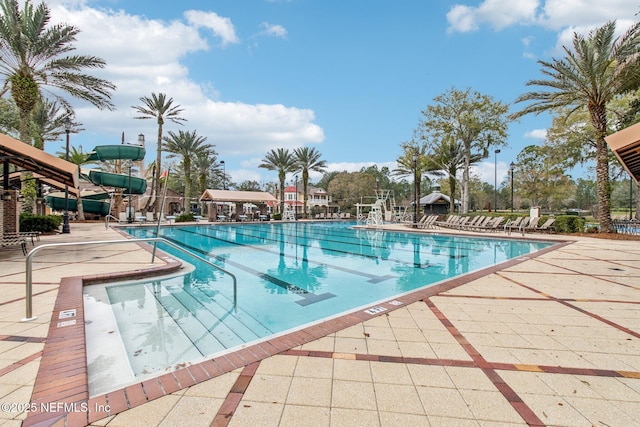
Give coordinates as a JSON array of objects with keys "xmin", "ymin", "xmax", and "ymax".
[
  {"xmin": 408, "ymin": 365, "xmax": 456, "ymax": 389},
  {"xmin": 227, "ymin": 401, "xmax": 284, "ymax": 427},
  {"xmin": 516, "ymin": 393, "xmax": 590, "ymax": 426},
  {"xmin": 369, "ymin": 361, "xmax": 412, "ymax": 385},
  {"xmin": 330, "ymin": 408, "xmax": 380, "ymax": 427},
  {"xmin": 379, "ymin": 411, "xmax": 431, "ymax": 427},
  {"xmin": 564, "ymin": 395, "xmax": 639, "ymax": 427},
  {"xmin": 425, "ymin": 415, "xmax": 483, "ymax": 426},
  {"xmin": 294, "ymin": 355, "xmax": 333, "ymax": 379},
  {"xmin": 332, "ymin": 359, "xmax": 372, "ymax": 382},
  {"xmin": 158, "ymin": 395, "xmax": 223, "ymax": 427},
  {"xmin": 458, "ymin": 389, "xmax": 524, "ymax": 424},
  {"xmin": 364, "ymin": 339, "xmax": 402, "ymax": 357},
  {"xmin": 363, "ymin": 326, "xmax": 396, "ymax": 341},
  {"xmin": 333, "ymin": 337, "xmax": 367, "ymax": 354},
  {"xmin": 444, "ymin": 366, "xmax": 498, "ymax": 391},
  {"xmin": 334, "ymin": 324, "xmax": 364, "ymax": 338},
  {"xmin": 182, "ymin": 371, "xmax": 240, "ymax": 398},
  {"xmin": 374, "ymin": 382, "xmax": 425, "ymax": 415},
  {"xmin": 286, "ymin": 377, "xmax": 332, "ymax": 407},
  {"xmin": 102, "ymin": 394, "xmax": 180, "ymax": 427},
  {"xmin": 255, "ymin": 355, "xmax": 298, "ymax": 377},
  {"xmin": 241, "ymin": 374, "xmax": 292, "ymax": 403},
  {"xmin": 397, "ymin": 340, "xmax": 438, "ymax": 358},
  {"xmin": 299, "ymin": 336, "xmax": 335, "ymax": 352},
  {"xmin": 331, "ymin": 380, "xmax": 377, "ymax": 411},
  {"xmin": 416, "ymin": 386, "xmax": 474, "ymax": 419},
  {"xmin": 279, "ymin": 404, "xmax": 330, "ymax": 427}
]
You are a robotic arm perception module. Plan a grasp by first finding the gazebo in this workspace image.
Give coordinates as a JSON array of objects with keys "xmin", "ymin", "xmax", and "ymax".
[
  {"xmin": 199, "ymin": 189, "xmax": 278, "ymax": 221},
  {"xmin": 1, "ymin": 134, "xmax": 78, "ymax": 234}
]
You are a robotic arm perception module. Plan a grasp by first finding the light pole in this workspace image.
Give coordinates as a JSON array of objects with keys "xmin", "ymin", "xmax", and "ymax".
[
  {"xmin": 62, "ymin": 117, "xmax": 72, "ymax": 234},
  {"xmin": 220, "ymin": 160, "xmax": 226, "ymax": 190},
  {"xmin": 494, "ymin": 149, "xmax": 501, "ymax": 212},
  {"xmin": 510, "ymin": 162, "xmax": 515, "ymax": 213},
  {"xmin": 413, "ymin": 152, "xmax": 418, "ymax": 228},
  {"xmin": 127, "ymin": 162, "xmax": 133, "ymax": 223},
  {"xmin": 294, "ymin": 174, "xmax": 298, "ymax": 220}
]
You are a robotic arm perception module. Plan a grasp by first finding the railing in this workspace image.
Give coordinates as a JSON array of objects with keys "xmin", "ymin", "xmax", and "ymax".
[
  {"xmin": 613, "ymin": 219, "xmax": 639, "ymax": 235},
  {"xmin": 105, "ymin": 214, "xmax": 119, "ymax": 229},
  {"xmin": 23, "ymin": 237, "xmax": 238, "ymax": 321}
]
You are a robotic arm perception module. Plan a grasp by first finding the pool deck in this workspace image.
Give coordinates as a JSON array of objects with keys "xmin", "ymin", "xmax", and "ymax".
[{"xmin": 1, "ymin": 221, "xmax": 640, "ymax": 426}]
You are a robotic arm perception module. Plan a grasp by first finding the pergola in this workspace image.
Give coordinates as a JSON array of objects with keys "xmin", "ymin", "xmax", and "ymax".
[
  {"xmin": 0, "ymin": 133, "xmax": 78, "ymax": 190},
  {"xmin": 605, "ymin": 122, "xmax": 640, "ymax": 184},
  {"xmin": 199, "ymin": 189, "xmax": 278, "ymax": 220}
]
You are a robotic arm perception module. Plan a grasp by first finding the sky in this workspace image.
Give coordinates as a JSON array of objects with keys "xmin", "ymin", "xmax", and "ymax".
[{"xmin": 38, "ymin": 0, "xmax": 640, "ymax": 189}]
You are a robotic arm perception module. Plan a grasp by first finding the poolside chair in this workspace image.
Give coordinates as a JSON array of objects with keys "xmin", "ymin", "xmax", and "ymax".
[
  {"xmin": 506, "ymin": 216, "xmax": 529, "ymax": 235},
  {"xmin": 0, "ymin": 233, "xmax": 28, "ymax": 255},
  {"xmin": 479, "ymin": 216, "xmax": 505, "ymax": 232},
  {"xmin": 503, "ymin": 217, "xmax": 523, "ymax": 233},
  {"xmin": 534, "ymin": 218, "xmax": 556, "ymax": 233},
  {"xmin": 435, "ymin": 215, "xmax": 461, "ymax": 228},
  {"xmin": 520, "ymin": 217, "xmax": 540, "ymax": 235},
  {"xmin": 418, "ymin": 215, "xmax": 439, "ymax": 229}
]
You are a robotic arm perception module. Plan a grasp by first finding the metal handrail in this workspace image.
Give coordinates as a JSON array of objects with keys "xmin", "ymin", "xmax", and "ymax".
[
  {"xmin": 105, "ymin": 214, "xmax": 119, "ymax": 229},
  {"xmin": 23, "ymin": 237, "xmax": 237, "ymax": 321}
]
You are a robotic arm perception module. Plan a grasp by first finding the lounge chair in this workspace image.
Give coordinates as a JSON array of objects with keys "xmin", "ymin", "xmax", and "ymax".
[
  {"xmin": 435, "ymin": 215, "xmax": 461, "ymax": 228},
  {"xmin": 418, "ymin": 215, "xmax": 439, "ymax": 229},
  {"xmin": 1, "ymin": 233, "xmax": 28, "ymax": 255},
  {"xmin": 534, "ymin": 218, "xmax": 556, "ymax": 233},
  {"xmin": 503, "ymin": 217, "xmax": 523, "ymax": 233},
  {"xmin": 520, "ymin": 217, "xmax": 540, "ymax": 234}
]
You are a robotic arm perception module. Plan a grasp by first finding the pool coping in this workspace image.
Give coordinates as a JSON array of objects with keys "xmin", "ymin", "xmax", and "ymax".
[{"xmin": 22, "ymin": 228, "xmax": 572, "ymax": 426}]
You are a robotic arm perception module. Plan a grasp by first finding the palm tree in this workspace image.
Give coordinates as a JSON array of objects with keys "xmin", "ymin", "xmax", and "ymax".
[
  {"xmin": 163, "ymin": 130, "xmax": 212, "ymax": 207},
  {"xmin": 394, "ymin": 141, "xmax": 441, "ymax": 213},
  {"xmin": 132, "ymin": 93, "xmax": 186, "ymax": 216},
  {"xmin": 428, "ymin": 136, "xmax": 482, "ymax": 213},
  {"xmin": 0, "ymin": 0, "xmax": 115, "ymax": 144},
  {"xmin": 293, "ymin": 147, "xmax": 327, "ymax": 219},
  {"xmin": 259, "ymin": 148, "xmax": 296, "ymax": 215},
  {"xmin": 512, "ymin": 21, "xmax": 640, "ymax": 233}
]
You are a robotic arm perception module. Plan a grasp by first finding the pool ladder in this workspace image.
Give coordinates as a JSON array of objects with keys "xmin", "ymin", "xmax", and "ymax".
[{"xmin": 22, "ymin": 237, "xmax": 238, "ymax": 321}]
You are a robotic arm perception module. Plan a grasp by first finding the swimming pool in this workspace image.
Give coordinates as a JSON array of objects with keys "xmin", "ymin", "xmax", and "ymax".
[{"xmin": 85, "ymin": 221, "xmax": 553, "ymax": 394}]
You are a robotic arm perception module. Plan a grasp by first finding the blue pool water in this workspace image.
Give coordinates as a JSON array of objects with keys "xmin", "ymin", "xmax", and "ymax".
[{"xmin": 97, "ymin": 222, "xmax": 553, "ymax": 379}]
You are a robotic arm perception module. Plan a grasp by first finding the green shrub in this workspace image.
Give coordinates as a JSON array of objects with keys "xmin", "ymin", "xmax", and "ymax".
[
  {"xmin": 175, "ymin": 213, "xmax": 195, "ymax": 222},
  {"xmin": 553, "ymin": 215, "xmax": 585, "ymax": 233},
  {"xmin": 273, "ymin": 213, "xmax": 282, "ymax": 220},
  {"xmin": 19, "ymin": 212, "xmax": 63, "ymax": 233}
]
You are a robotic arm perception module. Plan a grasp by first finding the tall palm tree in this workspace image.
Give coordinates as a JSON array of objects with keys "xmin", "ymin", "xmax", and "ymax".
[
  {"xmin": 0, "ymin": 0, "xmax": 115, "ymax": 144},
  {"xmin": 163, "ymin": 130, "xmax": 212, "ymax": 207},
  {"xmin": 132, "ymin": 93, "xmax": 186, "ymax": 216},
  {"xmin": 512, "ymin": 21, "xmax": 640, "ymax": 233},
  {"xmin": 428, "ymin": 136, "xmax": 482, "ymax": 213},
  {"xmin": 394, "ymin": 141, "xmax": 440, "ymax": 213},
  {"xmin": 293, "ymin": 147, "xmax": 327, "ymax": 219},
  {"xmin": 259, "ymin": 148, "xmax": 296, "ymax": 215}
]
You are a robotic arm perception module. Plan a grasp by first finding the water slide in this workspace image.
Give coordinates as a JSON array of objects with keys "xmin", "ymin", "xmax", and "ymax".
[{"xmin": 45, "ymin": 144, "xmax": 147, "ymax": 215}]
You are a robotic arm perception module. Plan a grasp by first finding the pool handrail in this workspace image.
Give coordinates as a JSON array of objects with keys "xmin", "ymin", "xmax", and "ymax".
[
  {"xmin": 105, "ymin": 214, "xmax": 119, "ymax": 229},
  {"xmin": 23, "ymin": 237, "xmax": 238, "ymax": 321}
]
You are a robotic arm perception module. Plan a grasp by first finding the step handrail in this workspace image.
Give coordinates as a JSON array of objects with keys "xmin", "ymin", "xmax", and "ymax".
[
  {"xmin": 105, "ymin": 214, "xmax": 119, "ymax": 229},
  {"xmin": 23, "ymin": 237, "xmax": 237, "ymax": 321}
]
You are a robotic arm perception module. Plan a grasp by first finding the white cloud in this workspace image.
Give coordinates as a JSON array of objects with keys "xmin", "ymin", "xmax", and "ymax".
[
  {"xmin": 184, "ymin": 10, "xmax": 240, "ymax": 46},
  {"xmin": 447, "ymin": 0, "xmax": 539, "ymax": 33},
  {"xmin": 259, "ymin": 22, "xmax": 288, "ymax": 38},
  {"xmin": 447, "ymin": 0, "xmax": 638, "ymax": 35},
  {"xmin": 524, "ymin": 129, "xmax": 547, "ymax": 139},
  {"xmin": 43, "ymin": 4, "xmax": 323, "ymax": 173}
]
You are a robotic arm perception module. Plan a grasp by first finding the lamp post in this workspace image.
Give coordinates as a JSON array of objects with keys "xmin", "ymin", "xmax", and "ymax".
[
  {"xmin": 294, "ymin": 174, "xmax": 298, "ymax": 220},
  {"xmin": 220, "ymin": 160, "xmax": 226, "ymax": 190},
  {"xmin": 413, "ymin": 152, "xmax": 418, "ymax": 228},
  {"xmin": 494, "ymin": 149, "xmax": 501, "ymax": 212},
  {"xmin": 127, "ymin": 162, "xmax": 133, "ymax": 223},
  {"xmin": 510, "ymin": 162, "xmax": 515, "ymax": 213},
  {"xmin": 62, "ymin": 117, "xmax": 72, "ymax": 233}
]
